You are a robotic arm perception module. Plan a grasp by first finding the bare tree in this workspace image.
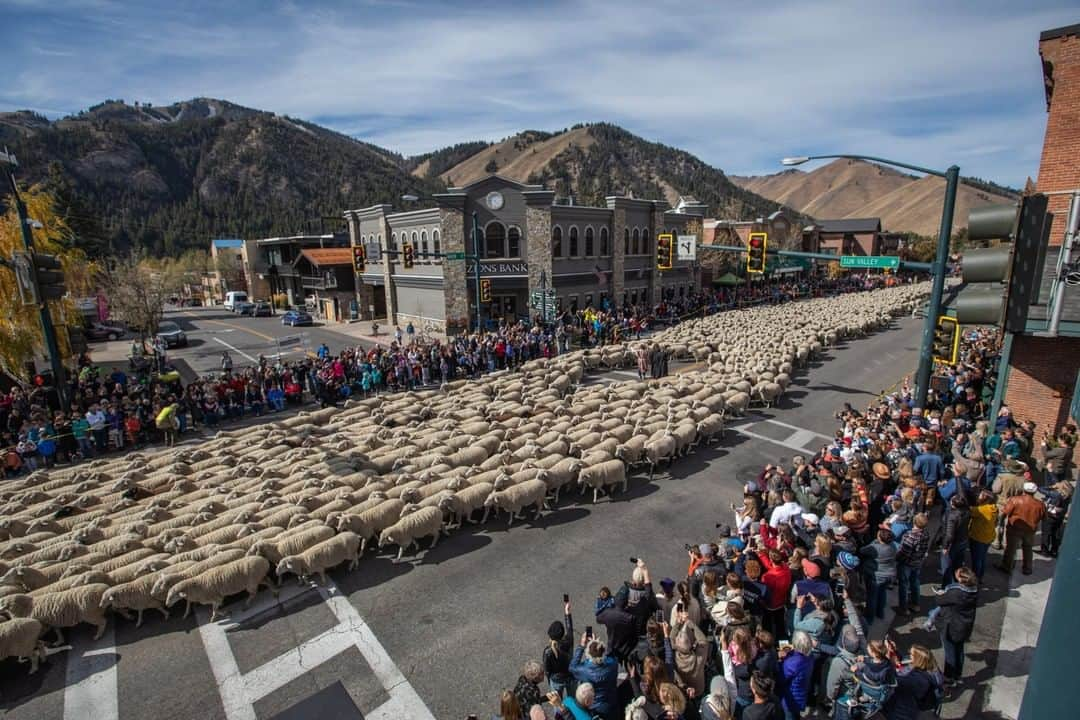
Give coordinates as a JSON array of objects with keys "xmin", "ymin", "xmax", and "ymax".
[{"xmin": 102, "ymin": 251, "xmax": 178, "ymax": 342}]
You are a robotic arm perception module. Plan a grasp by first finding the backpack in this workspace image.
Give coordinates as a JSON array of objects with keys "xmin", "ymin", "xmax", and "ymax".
[{"xmin": 918, "ymin": 670, "xmax": 945, "ymax": 712}]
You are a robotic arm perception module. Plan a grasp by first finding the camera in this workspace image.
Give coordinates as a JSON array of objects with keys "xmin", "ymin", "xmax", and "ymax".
[
  {"xmin": 585, "ymin": 625, "xmax": 593, "ymax": 639},
  {"xmin": 629, "ymin": 556, "xmax": 638, "ymax": 564},
  {"xmin": 684, "ymin": 543, "xmax": 694, "ymax": 552}
]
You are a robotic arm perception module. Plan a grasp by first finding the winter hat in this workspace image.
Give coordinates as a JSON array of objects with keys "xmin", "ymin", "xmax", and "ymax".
[
  {"xmin": 547, "ymin": 621, "xmax": 565, "ymax": 641},
  {"xmin": 1023, "ymin": 482, "xmax": 1038, "ymax": 494},
  {"xmin": 717, "ymin": 524, "xmax": 733, "ymax": 538},
  {"xmin": 837, "ymin": 551, "xmax": 860, "ymax": 570},
  {"xmin": 699, "ymin": 543, "xmax": 714, "ymax": 557},
  {"xmin": 802, "ymin": 513, "xmax": 819, "ymax": 527},
  {"xmin": 660, "ymin": 577, "xmax": 676, "ymax": 592},
  {"xmin": 832, "ymin": 525, "xmax": 850, "ymax": 537}
]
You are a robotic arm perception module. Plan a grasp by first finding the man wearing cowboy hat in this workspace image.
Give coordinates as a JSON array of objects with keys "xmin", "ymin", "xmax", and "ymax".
[
  {"xmin": 997, "ymin": 482, "xmax": 1046, "ymax": 575},
  {"xmin": 992, "ymin": 459, "xmax": 1028, "ymax": 549}
]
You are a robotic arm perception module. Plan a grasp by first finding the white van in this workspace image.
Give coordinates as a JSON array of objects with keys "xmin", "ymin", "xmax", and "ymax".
[{"xmin": 223, "ymin": 291, "xmax": 248, "ymax": 311}]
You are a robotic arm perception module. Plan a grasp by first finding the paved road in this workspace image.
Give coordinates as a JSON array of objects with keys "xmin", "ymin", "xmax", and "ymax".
[{"xmin": 2, "ymin": 317, "xmax": 1007, "ymax": 720}]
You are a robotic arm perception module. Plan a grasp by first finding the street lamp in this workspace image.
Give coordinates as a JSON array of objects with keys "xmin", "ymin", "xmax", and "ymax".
[{"xmin": 779, "ymin": 153, "xmax": 959, "ymax": 410}]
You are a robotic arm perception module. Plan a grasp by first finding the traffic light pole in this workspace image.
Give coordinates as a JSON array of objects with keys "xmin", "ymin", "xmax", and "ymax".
[
  {"xmin": 4, "ymin": 161, "xmax": 68, "ymax": 407},
  {"xmin": 913, "ymin": 165, "xmax": 959, "ymax": 410},
  {"xmin": 472, "ymin": 211, "xmax": 483, "ymax": 332}
]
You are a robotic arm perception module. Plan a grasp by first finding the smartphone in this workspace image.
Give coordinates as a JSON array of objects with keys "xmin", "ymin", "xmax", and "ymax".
[
  {"xmin": 676, "ymin": 601, "xmax": 684, "ymax": 614},
  {"xmin": 585, "ymin": 625, "xmax": 593, "ymax": 639},
  {"xmin": 467, "ymin": 715, "xmax": 478, "ymax": 720},
  {"xmin": 629, "ymin": 556, "xmax": 638, "ymax": 564},
  {"xmin": 655, "ymin": 608, "xmax": 664, "ymax": 622},
  {"xmin": 563, "ymin": 593, "xmax": 569, "ymax": 604}
]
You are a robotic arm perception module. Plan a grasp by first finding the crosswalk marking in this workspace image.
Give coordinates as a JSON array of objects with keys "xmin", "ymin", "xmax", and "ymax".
[
  {"xmin": 730, "ymin": 418, "xmax": 831, "ymax": 453},
  {"xmin": 198, "ymin": 580, "xmax": 435, "ymax": 720},
  {"xmin": 63, "ymin": 626, "xmax": 118, "ymax": 720}
]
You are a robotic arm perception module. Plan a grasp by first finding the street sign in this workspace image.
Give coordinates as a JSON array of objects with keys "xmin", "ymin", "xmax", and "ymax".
[
  {"xmin": 444, "ymin": 251, "xmax": 466, "ymax": 260},
  {"xmin": 677, "ymin": 235, "xmax": 696, "ymax": 261},
  {"xmin": 839, "ymin": 255, "xmax": 899, "ymax": 270}
]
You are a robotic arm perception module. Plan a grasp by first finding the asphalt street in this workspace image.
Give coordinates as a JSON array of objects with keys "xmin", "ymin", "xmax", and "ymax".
[{"xmin": 1, "ymin": 317, "xmax": 1006, "ymax": 720}]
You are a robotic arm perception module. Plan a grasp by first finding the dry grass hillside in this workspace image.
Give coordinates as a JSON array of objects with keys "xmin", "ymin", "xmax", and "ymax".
[
  {"xmin": 427, "ymin": 127, "xmax": 595, "ymax": 186},
  {"xmin": 731, "ymin": 159, "xmax": 1017, "ymax": 235}
]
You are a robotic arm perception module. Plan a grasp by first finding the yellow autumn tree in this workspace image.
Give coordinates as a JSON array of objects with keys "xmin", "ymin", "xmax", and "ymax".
[{"xmin": 0, "ymin": 183, "xmax": 97, "ymax": 380}]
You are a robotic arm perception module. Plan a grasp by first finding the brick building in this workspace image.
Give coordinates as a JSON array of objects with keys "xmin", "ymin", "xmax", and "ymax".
[
  {"xmin": 344, "ymin": 176, "xmax": 704, "ymax": 332},
  {"xmin": 998, "ymin": 23, "xmax": 1080, "ymax": 459}
]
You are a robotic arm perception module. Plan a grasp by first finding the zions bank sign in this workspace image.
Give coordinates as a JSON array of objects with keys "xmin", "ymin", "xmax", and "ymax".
[{"xmin": 468, "ymin": 260, "xmax": 529, "ymax": 277}]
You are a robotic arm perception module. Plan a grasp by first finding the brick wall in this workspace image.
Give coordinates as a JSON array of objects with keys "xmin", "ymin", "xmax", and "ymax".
[
  {"xmin": 1004, "ymin": 334, "xmax": 1080, "ymax": 458},
  {"xmin": 1037, "ymin": 29, "xmax": 1080, "ymax": 243}
]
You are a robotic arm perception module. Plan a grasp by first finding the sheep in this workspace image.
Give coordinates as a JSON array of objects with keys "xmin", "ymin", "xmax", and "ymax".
[
  {"xmin": 165, "ymin": 556, "xmax": 273, "ymax": 622},
  {"xmin": 482, "ymin": 479, "xmax": 548, "ymax": 526},
  {"xmin": 439, "ymin": 481, "xmax": 494, "ymax": 528},
  {"xmin": 275, "ymin": 531, "xmax": 362, "ymax": 584},
  {"xmin": 578, "ymin": 459, "xmax": 628, "ymax": 503},
  {"xmin": 150, "ymin": 548, "xmax": 247, "ymax": 601},
  {"xmin": 335, "ymin": 498, "xmax": 405, "ymax": 553},
  {"xmin": 99, "ymin": 575, "xmax": 170, "ymax": 627},
  {"xmin": 377, "ymin": 506, "xmax": 444, "ymax": 562},
  {"xmin": 247, "ymin": 523, "xmax": 335, "ymax": 565},
  {"xmin": 0, "ymin": 583, "xmax": 109, "ymax": 643},
  {"xmin": 0, "ymin": 618, "xmax": 48, "ymax": 674},
  {"xmin": 644, "ymin": 434, "xmax": 677, "ymax": 480}
]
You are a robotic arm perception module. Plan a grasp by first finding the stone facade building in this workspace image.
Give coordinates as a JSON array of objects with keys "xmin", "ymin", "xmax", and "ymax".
[{"xmin": 344, "ymin": 175, "xmax": 704, "ymax": 332}]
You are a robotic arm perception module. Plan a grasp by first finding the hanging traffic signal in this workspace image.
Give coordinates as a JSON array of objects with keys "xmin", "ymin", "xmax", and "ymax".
[
  {"xmin": 402, "ymin": 242, "xmax": 415, "ymax": 269},
  {"xmin": 656, "ymin": 233, "xmax": 673, "ymax": 270},
  {"xmin": 747, "ymin": 232, "xmax": 767, "ymax": 274},
  {"xmin": 932, "ymin": 315, "xmax": 960, "ymax": 364},
  {"xmin": 352, "ymin": 245, "xmax": 366, "ymax": 273},
  {"xmin": 479, "ymin": 278, "xmax": 492, "ymax": 303},
  {"xmin": 952, "ymin": 195, "xmax": 1049, "ymax": 330},
  {"xmin": 32, "ymin": 252, "xmax": 66, "ymax": 300}
]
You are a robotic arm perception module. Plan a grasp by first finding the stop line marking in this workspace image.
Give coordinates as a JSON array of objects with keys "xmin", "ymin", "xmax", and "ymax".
[
  {"xmin": 198, "ymin": 580, "xmax": 435, "ymax": 720},
  {"xmin": 63, "ymin": 625, "xmax": 118, "ymax": 720}
]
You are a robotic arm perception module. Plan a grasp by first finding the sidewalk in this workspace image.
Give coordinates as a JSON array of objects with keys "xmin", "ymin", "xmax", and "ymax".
[{"xmin": 326, "ymin": 319, "xmax": 445, "ymax": 348}]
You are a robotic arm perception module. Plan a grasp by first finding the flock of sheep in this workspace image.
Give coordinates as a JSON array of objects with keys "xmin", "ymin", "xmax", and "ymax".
[{"xmin": 0, "ymin": 282, "xmax": 930, "ymax": 676}]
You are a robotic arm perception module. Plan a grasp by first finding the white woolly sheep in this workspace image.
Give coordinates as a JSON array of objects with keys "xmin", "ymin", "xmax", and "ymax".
[
  {"xmin": 100, "ymin": 574, "xmax": 170, "ymax": 627},
  {"xmin": 578, "ymin": 459, "xmax": 628, "ymax": 504},
  {"xmin": 275, "ymin": 531, "xmax": 362, "ymax": 584},
  {"xmin": 377, "ymin": 506, "xmax": 444, "ymax": 561},
  {"xmin": 0, "ymin": 583, "xmax": 109, "ymax": 643},
  {"xmin": 165, "ymin": 556, "xmax": 273, "ymax": 621},
  {"xmin": 482, "ymin": 478, "xmax": 548, "ymax": 526},
  {"xmin": 0, "ymin": 617, "xmax": 48, "ymax": 674}
]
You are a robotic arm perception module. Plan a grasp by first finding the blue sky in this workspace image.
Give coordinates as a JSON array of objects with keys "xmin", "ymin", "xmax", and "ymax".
[{"xmin": 1, "ymin": 0, "xmax": 1075, "ymax": 187}]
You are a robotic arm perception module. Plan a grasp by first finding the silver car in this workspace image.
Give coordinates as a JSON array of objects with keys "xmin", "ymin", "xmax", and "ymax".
[{"xmin": 155, "ymin": 320, "xmax": 188, "ymax": 348}]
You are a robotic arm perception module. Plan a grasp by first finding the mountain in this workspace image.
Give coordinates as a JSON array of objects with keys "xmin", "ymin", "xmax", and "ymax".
[
  {"xmin": 1, "ymin": 101, "xmax": 782, "ymax": 257},
  {"xmin": 730, "ymin": 159, "xmax": 1020, "ymax": 236},
  {"xmin": 0, "ymin": 98, "xmax": 444, "ymax": 255},
  {"xmin": 412, "ymin": 123, "xmax": 782, "ymax": 221}
]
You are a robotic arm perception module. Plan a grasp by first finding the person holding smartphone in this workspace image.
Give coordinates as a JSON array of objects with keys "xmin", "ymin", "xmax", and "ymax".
[
  {"xmin": 568, "ymin": 631, "xmax": 618, "ymax": 720},
  {"xmin": 544, "ymin": 598, "xmax": 575, "ymax": 698}
]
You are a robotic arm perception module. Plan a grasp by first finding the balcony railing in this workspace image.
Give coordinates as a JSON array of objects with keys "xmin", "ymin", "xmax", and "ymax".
[{"xmin": 300, "ymin": 274, "xmax": 337, "ymax": 290}]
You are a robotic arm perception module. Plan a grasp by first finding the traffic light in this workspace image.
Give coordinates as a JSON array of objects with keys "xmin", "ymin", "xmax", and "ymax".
[
  {"xmin": 656, "ymin": 233, "xmax": 673, "ymax": 270},
  {"xmin": 402, "ymin": 242, "xmax": 415, "ymax": 269},
  {"xmin": 352, "ymin": 245, "xmax": 366, "ymax": 273},
  {"xmin": 479, "ymin": 278, "xmax": 492, "ymax": 303},
  {"xmin": 32, "ymin": 252, "xmax": 66, "ymax": 300},
  {"xmin": 747, "ymin": 232, "xmax": 767, "ymax": 274},
  {"xmin": 953, "ymin": 194, "xmax": 1050, "ymax": 330},
  {"xmin": 932, "ymin": 315, "xmax": 960, "ymax": 364}
]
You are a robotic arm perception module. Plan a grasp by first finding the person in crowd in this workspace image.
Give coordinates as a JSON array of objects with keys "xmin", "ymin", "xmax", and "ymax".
[
  {"xmin": 778, "ymin": 630, "xmax": 814, "ymax": 720},
  {"xmin": 493, "ymin": 688, "xmax": 525, "ymax": 720},
  {"xmin": 968, "ymin": 490, "xmax": 998, "ymax": 580},
  {"xmin": 1039, "ymin": 478, "xmax": 1073, "ymax": 558},
  {"xmin": 882, "ymin": 642, "xmax": 944, "ymax": 720},
  {"xmin": 568, "ymin": 637, "xmax": 618, "ymax": 720},
  {"xmin": 544, "ymin": 601, "xmax": 575, "ymax": 698},
  {"xmin": 894, "ymin": 513, "xmax": 930, "ymax": 614},
  {"xmin": 997, "ymin": 482, "xmax": 1046, "ymax": 576},
  {"xmin": 926, "ymin": 567, "xmax": 978, "ymax": 687}
]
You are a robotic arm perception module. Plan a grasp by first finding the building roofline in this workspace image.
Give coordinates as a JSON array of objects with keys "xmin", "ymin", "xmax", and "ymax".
[
  {"xmin": 344, "ymin": 204, "xmax": 395, "ymax": 219},
  {"xmin": 445, "ymin": 173, "xmax": 545, "ymax": 193},
  {"xmin": 1040, "ymin": 23, "xmax": 1080, "ymax": 41},
  {"xmin": 386, "ymin": 207, "xmax": 441, "ymax": 222}
]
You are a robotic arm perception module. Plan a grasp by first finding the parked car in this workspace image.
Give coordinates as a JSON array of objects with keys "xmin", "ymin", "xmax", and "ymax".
[
  {"xmin": 253, "ymin": 301, "xmax": 273, "ymax": 317},
  {"xmin": 281, "ymin": 309, "xmax": 313, "ymax": 327},
  {"xmin": 234, "ymin": 301, "xmax": 256, "ymax": 316},
  {"xmin": 155, "ymin": 320, "xmax": 188, "ymax": 348},
  {"xmin": 85, "ymin": 322, "xmax": 127, "ymax": 342}
]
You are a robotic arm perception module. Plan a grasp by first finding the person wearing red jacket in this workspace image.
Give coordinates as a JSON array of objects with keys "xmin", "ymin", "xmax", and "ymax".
[{"xmin": 757, "ymin": 548, "xmax": 792, "ymax": 640}]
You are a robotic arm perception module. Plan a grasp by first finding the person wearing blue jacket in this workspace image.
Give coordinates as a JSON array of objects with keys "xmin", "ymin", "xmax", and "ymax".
[
  {"xmin": 568, "ymin": 635, "xmax": 619, "ymax": 720},
  {"xmin": 779, "ymin": 630, "xmax": 815, "ymax": 720}
]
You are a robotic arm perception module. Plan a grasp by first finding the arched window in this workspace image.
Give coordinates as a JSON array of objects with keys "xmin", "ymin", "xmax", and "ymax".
[
  {"xmin": 390, "ymin": 232, "xmax": 397, "ymax": 250},
  {"xmin": 484, "ymin": 221, "xmax": 506, "ymax": 258},
  {"xmin": 410, "ymin": 231, "xmax": 418, "ymax": 260},
  {"xmin": 624, "ymin": 228, "xmax": 630, "ymax": 254},
  {"xmin": 569, "ymin": 226, "xmax": 579, "ymax": 256},
  {"xmin": 632, "ymin": 228, "xmax": 640, "ymax": 255},
  {"xmin": 432, "ymin": 230, "xmax": 441, "ymax": 261},
  {"xmin": 552, "ymin": 226, "xmax": 563, "ymax": 258},
  {"xmin": 642, "ymin": 229, "xmax": 651, "ymax": 256},
  {"xmin": 600, "ymin": 227, "xmax": 609, "ymax": 256},
  {"xmin": 584, "ymin": 227, "xmax": 594, "ymax": 256},
  {"xmin": 507, "ymin": 226, "xmax": 521, "ymax": 258},
  {"xmin": 420, "ymin": 230, "xmax": 429, "ymax": 262}
]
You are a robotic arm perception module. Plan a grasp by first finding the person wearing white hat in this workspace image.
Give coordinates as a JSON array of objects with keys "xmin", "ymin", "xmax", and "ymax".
[{"xmin": 997, "ymin": 482, "xmax": 1047, "ymax": 575}]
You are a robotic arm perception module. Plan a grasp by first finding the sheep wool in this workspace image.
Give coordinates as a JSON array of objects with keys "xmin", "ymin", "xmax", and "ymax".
[
  {"xmin": 0, "ymin": 583, "xmax": 109, "ymax": 643},
  {"xmin": 377, "ymin": 507, "xmax": 444, "ymax": 561},
  {"xmin": 165, "ymin": 556, "xmax": 272, "ymax": 622},
  {"xmin": 0, "ymin": 617, "xmax": 47, "ymax": 674},
  {"xmin": 276, "ymin": 531, "xmax": 362, "ymax": 584}
]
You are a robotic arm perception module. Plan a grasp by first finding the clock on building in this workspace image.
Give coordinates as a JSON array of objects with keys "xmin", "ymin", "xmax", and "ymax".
[{"xmin": 485, "ymin": 191, "xmax": 504, "ymax": 210}]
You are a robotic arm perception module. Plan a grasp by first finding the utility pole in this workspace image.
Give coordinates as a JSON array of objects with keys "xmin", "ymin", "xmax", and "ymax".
[
  {"xmin": 2, "ymin": 148, "xmax": 69, "ymax": 407},
  {"xmin": 472, "ymin": 211, "xmax": 483, "ymax": 332}
]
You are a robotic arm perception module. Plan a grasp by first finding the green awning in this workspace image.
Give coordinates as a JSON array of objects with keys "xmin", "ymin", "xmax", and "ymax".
[{"xmin": 712, "ymin": 272, "xmax": 741, "ymax": 286}]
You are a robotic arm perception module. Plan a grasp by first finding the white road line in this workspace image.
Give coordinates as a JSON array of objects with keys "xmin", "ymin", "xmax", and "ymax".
[
  {"xmin": 213, "ymin": 336, "xmax": 258, "ymax": 363},
  {"xmin": 198, "ymin": 580, "xmax": 435, "ymax": 720},
  {"xmin": 785, "ymin": 429, "xmax": 824, "ymax": 450},
  {"xmin": 731, "ymin": 425, "xmax": 824, "ymax": 453},
  {"xmin": 198, "ymin": 609, "xmax": 257, "ymax": 720},
  {"xmin": 761, "ymin": 419, "xmax": 832, "ymax": 440},
  {"xmin": 63, "ymin": 626, "xmax": 118, "ymax": 720}
]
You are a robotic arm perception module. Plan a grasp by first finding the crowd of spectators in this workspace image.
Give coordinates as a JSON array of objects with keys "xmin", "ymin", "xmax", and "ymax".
[
  {"xmin": 485, "ymin": 326, "xmax": 1075, "ymax": 720},
  {"xmin": 1, "ymin": 274, "xmax": 903, "ymax": 476}
]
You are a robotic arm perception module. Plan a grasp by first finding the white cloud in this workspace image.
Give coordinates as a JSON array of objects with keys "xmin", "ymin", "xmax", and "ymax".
[{"xmin": 0, "ymin": 0, "xmax": 1074, "ymax": 187}]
